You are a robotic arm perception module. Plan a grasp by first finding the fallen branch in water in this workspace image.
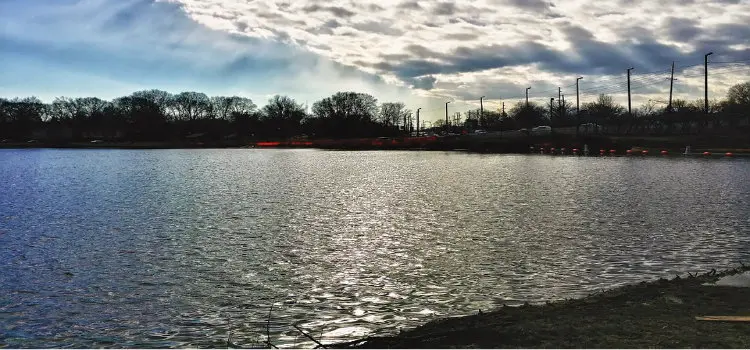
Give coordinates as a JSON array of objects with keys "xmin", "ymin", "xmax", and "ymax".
[
  {"xmin": 266, "ymin": 304, "xmax": 278, "ymax": 349},
  {"xmin": 293, "ymin": 324, "xmax": 327, "ymax": 349}
]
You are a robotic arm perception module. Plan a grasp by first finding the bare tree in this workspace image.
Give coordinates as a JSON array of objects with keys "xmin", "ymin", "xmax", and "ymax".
[
  {"xmin": 172, "ymin": 92, "xmax": 211, "ymax": 121},
  {"xmin": 379, "ymin": 102, "xmax": 409, "ymax": 128}
]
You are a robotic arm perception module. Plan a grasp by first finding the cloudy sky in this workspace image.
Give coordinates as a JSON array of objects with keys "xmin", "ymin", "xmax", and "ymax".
[{"xmin": 2, "ymin": 0, "xmax": 749, "ymax": 120}]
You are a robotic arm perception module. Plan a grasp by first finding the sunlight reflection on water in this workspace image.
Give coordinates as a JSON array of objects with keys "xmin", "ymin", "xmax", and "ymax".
[{"xmin": 1, "ymin": 149, "xmax": 749, "ymax": 347}]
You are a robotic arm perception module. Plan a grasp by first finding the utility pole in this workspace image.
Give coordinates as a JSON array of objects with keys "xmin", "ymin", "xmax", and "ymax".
[
  {"xmin": 668, "ymin": 61, "xmax": 675, "ymax": 113},
  {"xmin": 445, "ymin": 101, "xmax": 451, "ymax": 126},
  {"xmin": 576, "ymin": 77, "xmax": 583, "ymax": 136},
  {"xmin": 526, "ymin": 87, "xmax": 531, "ymax": 107},
  {"xmin": 558, "ymin": 87, "xmax": 562, "ymax": 112},
  {"xmin": 416, "ymin": 108, "xmax": 421, "ymax": 136},
  {"xmin": 480, "ymin": 96, "xmax": 485, "ymax": 126},
  {"xmin": 627, "ymin": 67, "xmax": 634, "ymax": 116},
  {"xmin": 502, "ymin": 102, "xmax": 505, "ymax": 115},
  {"xmin": 403, "ymin": 112, "xmax": 407, "ymax": 132},
  {"xmin": 576, "ymin": 78, "xmax": 582, "ymax": 114},
  {"xmin": 705, "ymin": 52, "xmax": 713, "ymax": 114}
]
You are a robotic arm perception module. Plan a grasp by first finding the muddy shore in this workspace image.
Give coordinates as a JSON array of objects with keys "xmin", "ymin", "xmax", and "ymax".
[{"xmin": 334, "ymin": 266, "xmax": 750, "ymax": 348}]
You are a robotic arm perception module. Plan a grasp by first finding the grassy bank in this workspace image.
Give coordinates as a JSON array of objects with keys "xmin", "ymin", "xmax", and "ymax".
[{"xmin": 336, "ymin": 266, "xmax": 750, "ymax": 348}]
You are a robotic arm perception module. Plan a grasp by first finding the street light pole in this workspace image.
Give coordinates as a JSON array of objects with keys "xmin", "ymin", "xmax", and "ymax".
[
  {"xmin": 526, "ymin": 87, "xmax": 531, "ymax": 107},
  {"xmin": 627, "ymin": 67, "xmax": 634, "ymax": 116},
  {"xmin": 480, "ymin": 96, "xmax": 485, "ymax": 126},
  {"xmin": 445, "ymin": 101, "xmax": 451, "ymax": 127},
  {"xmin": 576, "ymin": 77, "xmax": 583, "ymax": 137},
  {"xmin": 550, "ymin": 98, "xmax": 555, "ymax": 120},
  {"xmin": 705, "ymin": 52, "xmax": 713, "ymax": 114},
  {"xmin": 416, "ymin": 108, "xmax": 421, "ymax": 136},
  {"xmin": 576, "ymin": 77, "xmax": 582, "ymax": 114},
  {"xmin": 668, "ymin": 61, "xmax": 675, "ymax": 113}
]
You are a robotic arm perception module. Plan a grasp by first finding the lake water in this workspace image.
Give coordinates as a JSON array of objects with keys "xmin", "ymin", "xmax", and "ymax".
[{"xmin": 1, "ymin": 149, "xmax": 749, "ymax": 348}]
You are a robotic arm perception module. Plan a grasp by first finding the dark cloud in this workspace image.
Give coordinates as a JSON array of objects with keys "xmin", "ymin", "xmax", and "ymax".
[
  {"xmin": 309, "ymin": 19, "xmax": 341, "ymax": 34},
  {"xmin": 432, "ymin": 2, "xmax": 457, "ymax": 15},
  {"xmin": 503, "ymin": 0, "xmax": 553, "ymax": 11},
  {"xmin": 234, "ymin": 21, "xmax": 248, "ymax": 32},
  {"xmin": 323, "ymin": 19, "xmax": 341, "ymax": 28},
  {"xmin": 457, "ymin": 16, "xmax": 488, "ymax": 27},
  {"xmin": 559, "ymin": 24, "xmax": 594, "ymax": 40},
  {"xmin": 374, "ymin": 59, "xmax": 447, "ymax": 78},
  {"xmin": 377, "ymin": 54, "xmax": 411, "ymax": 61},
  {"xmin": 374, "ymin": 19, "xmax": 749, "ymax": 87},
  {"xmin": 350, "ymin": 21, "xmax": 403, "ymax": 36},
  {"xmin": 406, "ymin": 76, "xmax": 438, "ymax": 90},
  {"xmin": 302, "ymin": 5, "xmax": 355, "ymax": 17},
  {"xmin": 444, "ymin": 32, "xmax": 480, "ymax": 41},
  {"xmin": 663, "ymin": 17, "xmax": 701, "ymax": 42},
  {"xmin": 404, "ymin": 44, "xmax": 442, "ymax": 58},
  {"xmin": 255, "ymin": 11, "xmax": 279, "ymax": 19},
  {"xmin": 713, "ymin": 22, "xmax": 750, "ymax": 44},
  {"xmin": 397, "ymin": 1, "xmax": 422, "ymax": 10},
  {"xmin": 592, "ymin": 10, "xmax": 625, "ymax": 16}
]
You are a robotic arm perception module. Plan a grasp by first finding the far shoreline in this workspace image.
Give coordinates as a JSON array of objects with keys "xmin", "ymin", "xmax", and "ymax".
[{"xmin": 2, "ymin": 135, "xmax": 749, "ymax": 158}]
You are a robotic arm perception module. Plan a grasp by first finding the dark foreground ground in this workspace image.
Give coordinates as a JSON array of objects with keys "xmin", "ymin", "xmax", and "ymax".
[{"xmin": 333, "ymin": 267, "xmax": 750, "ymax": 349}]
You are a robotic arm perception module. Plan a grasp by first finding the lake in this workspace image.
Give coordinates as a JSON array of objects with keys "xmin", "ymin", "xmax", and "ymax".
[{"xmin": 1, "ymin": 149, "xmax": 749, "ymax": 348}]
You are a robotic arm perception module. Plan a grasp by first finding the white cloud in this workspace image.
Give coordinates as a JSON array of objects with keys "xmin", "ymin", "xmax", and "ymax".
[{"xmin": 165, "ymin": 0, "xmax": 750, "ymax": 119}]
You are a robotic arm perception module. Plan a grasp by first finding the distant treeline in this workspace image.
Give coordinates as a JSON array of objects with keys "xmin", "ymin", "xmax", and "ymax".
[{"xmin": 1, "ymin": 82, "xmax": 749, "ymax": 142}]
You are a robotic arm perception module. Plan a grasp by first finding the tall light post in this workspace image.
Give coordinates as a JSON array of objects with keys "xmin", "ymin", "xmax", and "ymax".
[
  {"xmin": 525, "ymin": 87, "xmax": 531, "ymax": 107},
  {"xmin": 668, "ymin": 61, "xmax": 675, "ymax": 113},
  {"xmin": 705, "ymin": 52, "xmax": 713, "ymax": 114},
  {"xmin": 627, "ymin": 67, "xmax": 634, "ymax": 116},
  {"xmin": 550, "ymin": 98, "xmax": 555, "ymax": 120},
  {"xmin": 445, "ymin": 101, "xmax": 451, "ymax": 127},
  {"xmin": 576, "ymin": 77, "xmax": 583, "ymax": 137},
  {"xmin": 480, "ymin": 96, "xmax": 485, "ymax": 126},
  {"xmin": 576, "ymin": 77, "xmax": 582, "ymax": 114},
  {"xmin": 416, "ymin": 108, "xmax": 421, "ymax": 136}
]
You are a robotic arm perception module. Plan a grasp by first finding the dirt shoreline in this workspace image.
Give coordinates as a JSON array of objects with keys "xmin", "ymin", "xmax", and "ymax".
[{"xmin": 333, "ymin": 266, "xmax": 750, "ymax": 349}]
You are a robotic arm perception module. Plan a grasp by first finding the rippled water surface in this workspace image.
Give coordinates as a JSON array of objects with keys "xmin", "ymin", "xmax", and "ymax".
[{"xmin": 1, "ymin": 149, "xmax": 750, "ymax": 347}]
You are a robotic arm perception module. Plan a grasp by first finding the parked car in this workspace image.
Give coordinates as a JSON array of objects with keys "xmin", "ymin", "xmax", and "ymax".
[{"xmin": 531, "ymin": 126, "xmax": 552, "ymax": 135}]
